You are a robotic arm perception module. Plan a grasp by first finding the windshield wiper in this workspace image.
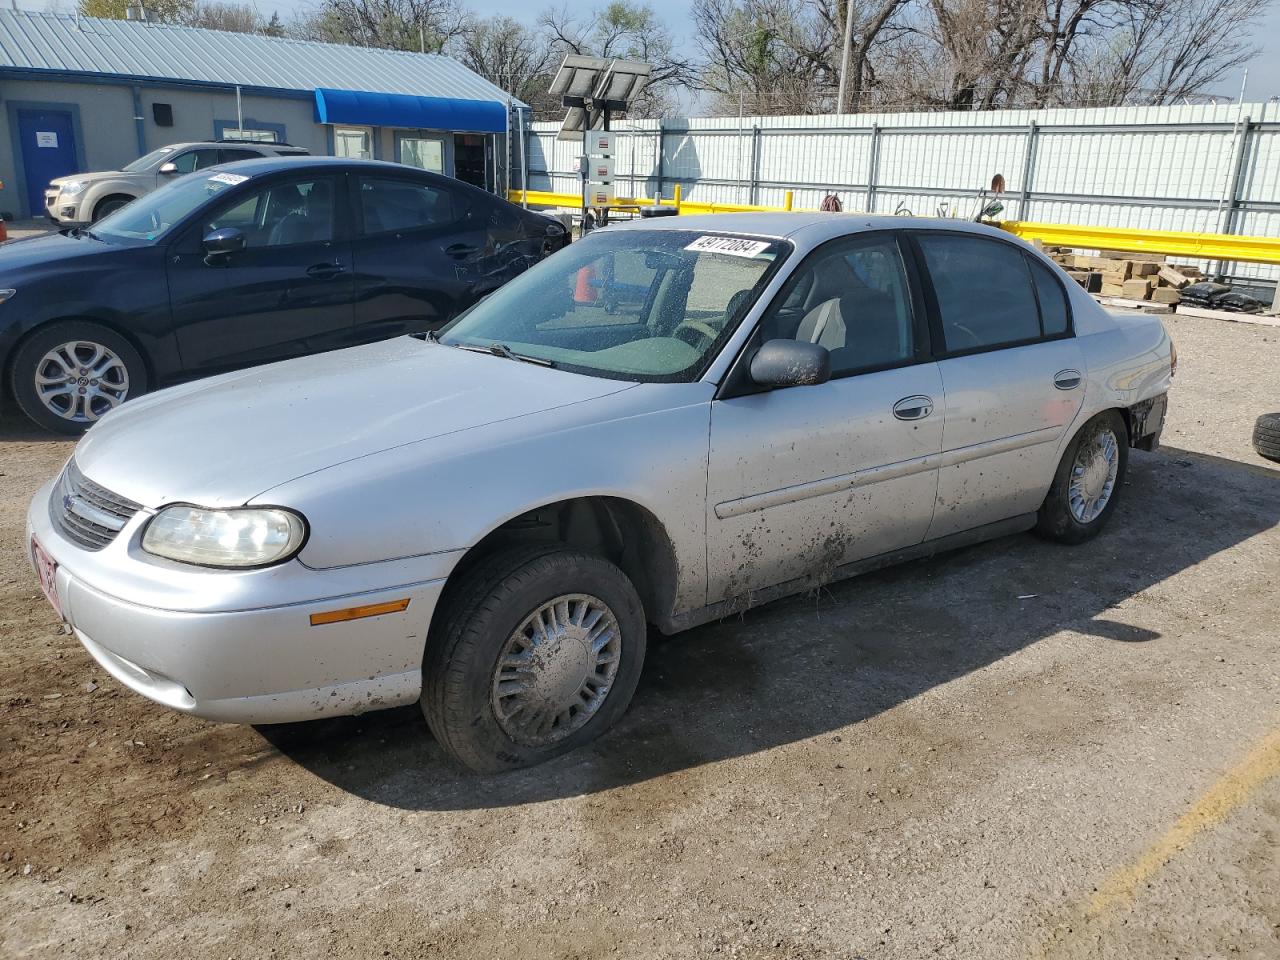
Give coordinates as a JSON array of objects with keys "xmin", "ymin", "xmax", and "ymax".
[
  {"xmin": 453, "ymin": 341, "xmax": 554, "ymax": 367},
  {"xmin": 489, "ymin": 342, "xmax": 554, "ymax": 366}
]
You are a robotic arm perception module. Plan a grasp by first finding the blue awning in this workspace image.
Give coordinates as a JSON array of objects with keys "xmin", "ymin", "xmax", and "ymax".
[{"xmin": 314, "ymin": 88, "xmax": 507, "ymax": 133}]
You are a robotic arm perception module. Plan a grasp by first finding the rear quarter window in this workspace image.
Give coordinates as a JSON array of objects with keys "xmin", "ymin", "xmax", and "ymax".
[
  {"xmin": 1028, "ymin": 256, "xmax": 1070, "ymax": 336},
  {"xmin": 917, "ymin": 233, "xmax": 1041, "ymax": 351}
]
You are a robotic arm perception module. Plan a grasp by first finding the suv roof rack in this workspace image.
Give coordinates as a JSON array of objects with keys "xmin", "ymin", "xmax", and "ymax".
[{"xmin": 215, "ymin": 138, "xmax": 298, "ymax": 146}]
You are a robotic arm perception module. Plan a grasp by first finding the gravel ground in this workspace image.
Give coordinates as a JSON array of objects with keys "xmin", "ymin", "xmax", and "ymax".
[{"xmin": 1, "ymin": 313, "xmax": 1277, "ymax": 959}]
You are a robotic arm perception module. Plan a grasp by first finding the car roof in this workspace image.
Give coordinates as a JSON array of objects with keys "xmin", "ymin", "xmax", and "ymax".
[
  {"xmin": 608, "ymin": 211, "xmax": 1026, "ymax": 249},
  {"xmin": 208, "ymin": 155, "xmax": 407, "ymax": 175}
]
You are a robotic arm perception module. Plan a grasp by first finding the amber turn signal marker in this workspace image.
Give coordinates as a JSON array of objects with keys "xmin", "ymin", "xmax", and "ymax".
[{"xmin": 309, "ymin": 598, "xmax": 410, "ymax": 626}]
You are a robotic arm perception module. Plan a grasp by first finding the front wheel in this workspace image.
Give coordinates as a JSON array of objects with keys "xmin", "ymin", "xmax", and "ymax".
[
  {"xmin": 1035, "ymin": 410, "xmax": 1129, "ymax": 544},
  {"xmin": 422, "ymin": 546, "xmax": 646, "ymax": 772},
  {"xmin": 10, "ymin": 321, "xmax": 149, "ymax": 435}
]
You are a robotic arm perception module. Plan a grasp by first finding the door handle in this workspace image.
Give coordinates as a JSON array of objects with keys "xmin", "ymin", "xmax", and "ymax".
[
  {"xmin": 893, "ymin": 395, "xmax": 934, "ymax": 421},
  {"xmin": 306, "ymin": 262, "xmax": 345, "ymax": 279},
  {"xmin": 1053, "ymin": 369, "xmax": 1082, "ymax": 390},
  {"xmin": 445, "ymin": 243, "xmax": 479, "ymax": 259}
]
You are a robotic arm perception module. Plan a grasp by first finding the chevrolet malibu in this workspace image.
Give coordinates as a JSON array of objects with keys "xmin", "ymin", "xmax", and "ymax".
[{"xmin": 27, "ymin": 214, "xmax": 1173, "ymax": 772}]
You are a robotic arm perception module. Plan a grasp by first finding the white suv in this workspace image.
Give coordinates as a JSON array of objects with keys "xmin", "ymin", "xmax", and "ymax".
[{"xmin": 44, "ymin": 140, "xmax": 309, "ymax": 224}]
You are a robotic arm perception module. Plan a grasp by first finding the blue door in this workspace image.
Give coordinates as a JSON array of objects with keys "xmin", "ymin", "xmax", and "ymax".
[{"xmin": 17, "ymin": 109, "xmax": 78, "ymax": 217}]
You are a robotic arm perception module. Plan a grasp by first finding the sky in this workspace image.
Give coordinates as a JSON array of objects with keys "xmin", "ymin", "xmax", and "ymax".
[{"xmin": 20, "ymin": 0, "xmax": 1280, "ymax": 109}]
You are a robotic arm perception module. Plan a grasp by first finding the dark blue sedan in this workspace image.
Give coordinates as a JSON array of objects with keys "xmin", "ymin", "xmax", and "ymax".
[{"xmin": 0, "ymin": 156, "xmax": 569, "ymax": 433}]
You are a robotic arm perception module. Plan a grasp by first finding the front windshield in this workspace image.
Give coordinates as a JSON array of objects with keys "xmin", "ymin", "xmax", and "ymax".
[
  {"xmin": 122, "ymin": 146, "xmax": 176, "ymax": 173},
  {"xmin": 93, "ymin": 170, "xmax": 249, "ymax": 242},
  {"xmin": 440, "ymin": 229, "xmax": 787, "ymax": 381}
]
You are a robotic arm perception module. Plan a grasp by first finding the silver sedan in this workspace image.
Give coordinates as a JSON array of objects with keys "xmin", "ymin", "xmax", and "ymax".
[{"xmin": 27, "ymin": 214, "xmax": 1174, "ymax": 771}]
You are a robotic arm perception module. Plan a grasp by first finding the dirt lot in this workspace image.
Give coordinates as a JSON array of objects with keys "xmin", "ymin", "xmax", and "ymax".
[{"xmin": 1, "ymin": 313, "xmax": 1277, "ymax": 960}]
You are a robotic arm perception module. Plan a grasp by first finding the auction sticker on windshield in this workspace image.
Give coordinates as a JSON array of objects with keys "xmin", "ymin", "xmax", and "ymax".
[
  {"xmin": 208, "ymin": 172, "xmax": 249, "ymax": 186},
  {"xmin": 684, "ymin": 236, "xmax": 772, "ymax": 258}
]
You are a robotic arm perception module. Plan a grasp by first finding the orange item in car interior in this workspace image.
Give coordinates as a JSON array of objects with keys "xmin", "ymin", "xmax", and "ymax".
[{"xmin": 574, "ymin": 264, "xmax": 596, "ymax": 303}]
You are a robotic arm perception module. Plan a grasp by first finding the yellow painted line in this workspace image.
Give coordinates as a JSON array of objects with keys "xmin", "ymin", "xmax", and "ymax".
[
  {"xmin": 1085, "ymin": 727, "xmax": 1280, "ymax": 917},
  {"xmin": 309, "ymin": 597, "xmax": 411, "ymax": 626}
]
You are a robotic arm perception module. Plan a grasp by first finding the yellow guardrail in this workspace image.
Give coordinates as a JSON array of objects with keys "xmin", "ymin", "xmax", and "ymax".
[
  {"xmin": 508, "ymin": 189, "xmax": 1280, "ymax": 265},
  {"xmin": 508, "ymin": 186, "xmax": 796, "ymax": 215},
  {"xmin": 996, "ymin": 221, "xmax": 1280, "ymax": 266}
]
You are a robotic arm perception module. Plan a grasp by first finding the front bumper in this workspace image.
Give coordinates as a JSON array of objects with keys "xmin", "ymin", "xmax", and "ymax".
[
  {"xmin": 27, "ymin": 477, "xmax": 455, "ymax": 724},
  {"xmin": 44, "ymin": 190, "xmax": 83, "ymax": 224}
]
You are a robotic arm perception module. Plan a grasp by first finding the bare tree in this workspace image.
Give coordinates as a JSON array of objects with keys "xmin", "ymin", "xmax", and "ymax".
[
  {"xmin": 693, "ymin": 0, "xmax": 913, "ymax": 115},
  {"xmin": 695, "ymin": 0, "xmax": 835, "ymax": 114},
  {"xmin": 452, "ymin": 16, "xmax": 557, "ymax": 111},
  {"xmin": 1062, "ymin": 0, "xmax": 1265, "ymax": 104},
  {"xmin": 291, "ymin": 0, "xmax": 467, "ymax": 52},
  {"xmin": 188, "ymin": 2, "xmax": 262, "ymax": 32},
  {"xmin": 77, "ymin": 0, "xmax": 193, "ymax": 22}
]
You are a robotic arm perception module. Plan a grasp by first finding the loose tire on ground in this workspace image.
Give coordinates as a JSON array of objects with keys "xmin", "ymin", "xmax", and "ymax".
[
  {"xmin": 1035, "ymin": 409, "xmax": 1129, "ymax": 544},
  {"xmin": 10, "ymin": 321, "xmax": 149, "ymax": 435},
  {"xmin": 422, "ymin": 545, "xmax": 647, "ymax": 773},
  {"xmin": 1253, "ymin": 413, "xmax": 1280, "ymax": 463}
]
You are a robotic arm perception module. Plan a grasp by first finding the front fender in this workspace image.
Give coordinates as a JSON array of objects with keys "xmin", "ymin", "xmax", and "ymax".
[{"xmin": 256, "ymin": 383, "xmax": 715, "ymax": 614}]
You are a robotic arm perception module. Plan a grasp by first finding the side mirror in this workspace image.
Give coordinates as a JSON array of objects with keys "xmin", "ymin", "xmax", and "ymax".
[
  {"xmin": 749, "ymin": 339, "xmax": 831, "ymax": 388},
  {"xmin": 158, "ymin": 162, "xmax": 178, "ymax": 175},
  {"xmin": 202, "ymin": 227, "xmax": 246, "ymax": 260}
]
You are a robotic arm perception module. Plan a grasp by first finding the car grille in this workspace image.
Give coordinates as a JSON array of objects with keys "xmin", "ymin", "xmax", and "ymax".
[{"xmin": 49, "ymin": 460, "xmax": 141, "ymax": 551}]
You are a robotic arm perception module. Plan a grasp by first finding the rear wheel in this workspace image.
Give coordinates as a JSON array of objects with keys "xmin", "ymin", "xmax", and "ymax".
[
  {"xmin": 11, "ymin": 321, "xmax": 149, "ymax": 435},
  {"xmin": 422, "ymin": 545, "xmax": 646, "ymax": 772},
  {"xmin": 1035, "ymin": 410, "xmax": 1129, "ymax": 544}
]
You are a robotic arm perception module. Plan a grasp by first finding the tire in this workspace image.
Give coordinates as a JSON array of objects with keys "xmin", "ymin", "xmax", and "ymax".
[
  {"xmin": 10, "ymin": 321, "xmax": 149, "ymax": 435},
  {"xmin": 1034, "ymin": 410, "xmax": 1129, "ymax": 544},
  {"xmin": 422, "ymin": 545, "xmax": 647, "ymax": 773},
  {"xmin": 1253, "ymin": 413, "xmax": 1280, "ymax": 463},
  {"xmin": 92, "ymin": 195, "xmax": 133, "ymax": 221}
]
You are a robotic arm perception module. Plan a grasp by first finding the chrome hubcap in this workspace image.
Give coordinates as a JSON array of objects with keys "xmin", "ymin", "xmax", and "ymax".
[
  {"xmin": 34, "ymin": 340, "xmax": 130, "ymax": 422},
  {"xmin": 1068, "ymin": 427, "xmax": 1119, "ymax": 523},
  {"xmin": 491, "ymin": 593, "xmax": 622, "ymax": 746}
]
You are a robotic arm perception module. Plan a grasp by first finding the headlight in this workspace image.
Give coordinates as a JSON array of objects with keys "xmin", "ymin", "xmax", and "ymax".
[
  {"xmin": 0, "ymin": 290, "xmax": 14, "ymax": 304},
  {"xmin": 59, "ymin": 181, "xmax": 87, "ymax": 196},
  {"xmin": 142, "ymin": 505, "xmax": 307, "ymax": 568}
]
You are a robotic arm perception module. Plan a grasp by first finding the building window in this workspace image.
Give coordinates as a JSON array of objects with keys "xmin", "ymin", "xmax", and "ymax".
[
  {"xmin": 221, "ymin": 128, "xmax": 279, "ymax": 143},
  {"xmin": 334, "ymin": 127, "xmax": 372, "ymax": 160},
  {"xmin": 214, "ymin": 118, "xmax": 287, "ymax": 143},
  {"xmin": 398, "ymin": 136, "xmax": 445, "ymax": 173}
]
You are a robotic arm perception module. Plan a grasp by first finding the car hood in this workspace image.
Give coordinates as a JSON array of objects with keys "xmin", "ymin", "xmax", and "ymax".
[
  {"xmin": 49, "ymin": 170, "xmax": 125, "ymax": 187},
  {"xmin": 74, "ymin": 338, "xmax": 638, "ymax": 508},
  {"xmin": 0, "ymin": 230, "xmax": 118, "ymax": 270}
]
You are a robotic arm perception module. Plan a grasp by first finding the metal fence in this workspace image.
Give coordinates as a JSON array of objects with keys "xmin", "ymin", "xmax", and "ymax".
[{"xmin": 517, "ymin": 102, "xmax": 1280, "ymax": 280}]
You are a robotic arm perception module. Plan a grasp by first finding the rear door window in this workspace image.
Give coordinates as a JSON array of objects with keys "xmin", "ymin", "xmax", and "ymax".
[
  {"xmin": 357, "ymin": 177, "xmax": 464, "ymax": 235},
  {"xmin": 916, "ymin": 233, "xmax": 1041, "ymax": 351}
]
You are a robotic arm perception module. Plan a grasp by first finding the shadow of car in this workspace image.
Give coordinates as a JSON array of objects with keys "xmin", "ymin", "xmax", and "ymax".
[{"xmin": 255, "ymin": 446, "xmax": 1275, "ymax": 808}]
